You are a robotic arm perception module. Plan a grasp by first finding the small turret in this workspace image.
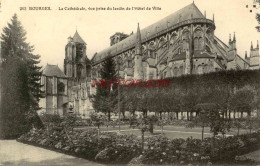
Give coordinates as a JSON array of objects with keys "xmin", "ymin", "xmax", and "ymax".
[
  {"xmin": 233, "ymin": 32, "xmax": 236, "ymax": 50},
  {"xmin": 67, "ymin": 36, "xmax": 73, "ymax": 43},
  {"xmin": 136, "ymin": 23, "xmax": 142, "ymax": 55},
  {"xmin": 229, "ymin": 34, "xmax": 232, "ymax": 44},
  {"xmin": 245, "ymin": 51, "xmax": 247, "ymax": 59},
  {"xmin": 134, "ymin": 23, "xmax": 143, "ymax": 80},
  {"xmin": 249, "ymin": 41, "xmax": 260, "ymax": 67}
]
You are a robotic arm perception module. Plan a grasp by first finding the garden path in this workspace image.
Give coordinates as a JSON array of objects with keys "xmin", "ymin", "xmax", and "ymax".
[
  {"xmin": 240, "ymin": 150, "xmax": 260, "ymax": 162},
  {"xmin": 0, "ymin": 140, "xmax": 103, "ymax": 166}
]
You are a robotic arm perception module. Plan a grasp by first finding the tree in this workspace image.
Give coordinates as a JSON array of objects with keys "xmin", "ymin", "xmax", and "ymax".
[
  {"xmin": 91, "ymin": 56, "xmax": 118, "ymax": 121},
  {"xmin": 0, "ymin": 14, "xmax": 43, "ymax": 139},
  {"xmin": 230, "ymin": 86, "xmax": 255, "ymax": 118},
  {"xmin": 90, "ymin": 112, "xmax": 107, "ymax": 140}
]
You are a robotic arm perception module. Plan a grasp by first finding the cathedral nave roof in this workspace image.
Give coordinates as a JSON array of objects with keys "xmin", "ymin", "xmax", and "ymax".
[{"xmin": 93, "ymin": 3, "xmax": 205, "ymax": 63}]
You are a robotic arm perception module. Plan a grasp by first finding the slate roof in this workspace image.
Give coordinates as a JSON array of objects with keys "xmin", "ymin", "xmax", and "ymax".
[
  {"xmin": 93, "ymin": 3, "xmax": 205, "ymax": 63},
  {"xmin": 42, "ymin": 64, "xmax": 66, "ymax": 78},
  {"xmin": 169, "ymin": 51, "xmax": 215, "ymax": 62},
  {"xmin": 73, "ymin": 31, "xmax": 86, "ymax": 44}
]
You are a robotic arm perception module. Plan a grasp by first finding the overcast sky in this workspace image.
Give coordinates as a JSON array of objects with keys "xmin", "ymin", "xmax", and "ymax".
[{"xmin": 0, "ymin": 0, "xmax": 259, "ymax": 69}]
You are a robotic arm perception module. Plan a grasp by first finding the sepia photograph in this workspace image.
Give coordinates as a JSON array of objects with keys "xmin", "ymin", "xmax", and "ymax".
[{"xmin": 0, "ymin": 0, "xmax": 260, "ymax": 165}]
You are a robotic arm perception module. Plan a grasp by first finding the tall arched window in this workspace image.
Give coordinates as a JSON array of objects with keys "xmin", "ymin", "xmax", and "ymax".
[
  {"xmin": 197, "ymin": 65, "xmax": 203, "ymax": 74},
  {"xmin": 178, "ymin": 66, "xmax": 184, "ymax": 76},
  {"xmin": 173, "ymin": 67, "xmax": 178, "ymax": 77},
  {"xmin": 72, "ymin": 46, "xmax": 75, "ymax": 61},
  {"xmin": 203, "ymin": 65, "xmax": 209, "ymax": 73},
  {"xmin": 128, "ymin": 60, "xmax": 133, "ymax": 68},
  {"xmin": 183, "ymin": 39, "xmax": 187, "ymax": 50},
  {"xmin": 58, "ymin": 82, "xmax": 65, "ymax": 93},
  {"xmin": 194, "ymin": 38, "xmax": 199, "ymax": 50},
  {"xmin": 198, "ymin": 37, "xmax": 204, "ymax": 50}
]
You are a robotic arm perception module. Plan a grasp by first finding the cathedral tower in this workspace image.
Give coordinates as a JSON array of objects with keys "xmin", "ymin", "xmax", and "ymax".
[
  {"xmin": 134, "ymin": 23, "xmax": 143, "ymax": 79},
  {"xmin": 64, "ymin": 31, "xmax": 87, "ymax": 82},
  {"xmin": 249, "ymin": 41, "xmax": 260, "ymax": 68},
  {"xmin": 228, "ymin": 33, "xmax": 237, "ymax": 59}
]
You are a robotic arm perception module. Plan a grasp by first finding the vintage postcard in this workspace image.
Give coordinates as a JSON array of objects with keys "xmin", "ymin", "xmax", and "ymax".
[{"xmin": 0, "ymin": 0, "xmax": 260, "ymax": 165}]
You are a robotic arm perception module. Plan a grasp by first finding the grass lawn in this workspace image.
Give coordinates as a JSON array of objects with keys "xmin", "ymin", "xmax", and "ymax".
[{"xmin": 75, "ymin": 125, "xmax": 254, "ymax": 140}]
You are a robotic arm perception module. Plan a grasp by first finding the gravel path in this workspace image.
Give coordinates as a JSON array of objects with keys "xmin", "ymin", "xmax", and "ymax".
[{"xmin": 0, "ymin": 140, "xmax": 102, "ymax": 166}]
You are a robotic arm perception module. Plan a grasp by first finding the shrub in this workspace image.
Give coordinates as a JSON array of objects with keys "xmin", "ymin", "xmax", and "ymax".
[{"xmin": 18, "ymin": 127, "xmax": 260, "ymax": 165}]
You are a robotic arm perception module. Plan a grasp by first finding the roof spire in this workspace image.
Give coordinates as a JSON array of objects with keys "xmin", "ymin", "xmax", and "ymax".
[
  {"xmin": 229, "ymin": 34, "xmax": 232, "ymax": 43},
  {"xmin": 136, "ymin": 23, "xmax": 142, "ymax": 55},
  {"xmin": 73, "ymin": 30, "xmax": 86, "ymax": 44},
  {"xmin": 251, "ymin": 41, "xmax": 253, "ymax": 50},
  {"xmin": 233, "ymin": 32, "xmax": 236, "ymax": 41},
  {"xmin": 257, "ymin": 40, "xmax": 259, "ymax": 48},
  {"xmin": 245, "ymin": 51, "xmax": 248, "ymax": 59}
]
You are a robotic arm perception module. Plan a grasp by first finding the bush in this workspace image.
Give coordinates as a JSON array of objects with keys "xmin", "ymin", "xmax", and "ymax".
[{"xmin": 18, "ymin": 127, "xmax": 260, "ymax": 165}]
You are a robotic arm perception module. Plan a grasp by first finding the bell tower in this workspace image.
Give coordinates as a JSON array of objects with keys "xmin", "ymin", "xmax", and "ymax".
[{"xmin": 64, "ymin": 31, "xmax": 87, "ymax": 82}]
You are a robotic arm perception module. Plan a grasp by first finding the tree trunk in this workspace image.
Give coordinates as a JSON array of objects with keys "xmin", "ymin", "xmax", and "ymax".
[
  {"xmin": 225, "ymin": 110, "xmax": 228, "ymax": 119},
  {"xmin": 176, "ymin": 112, "xmax": 179, "ymax": 120},
  {"xmin": 97, "ymin": 126, "xmax": 100, "ymax": 144},
  {"xmin": 161, "ymin": 121, "xmax": 163, "ymax": 134},
  {"xmin": 141, "ymin": 130, "xmax": 144, "ymax": 151},
  {"xmin": 211, "ymin": 134, "xmax": 215, "ymax": 157},
  {"xmin": 202, "ymin": 123, "xmax": 204, "ymax": 141},
  {"xmin": 122, "ymin": 112, "xmax": 125, "ymax": 119},
  {"xmin": 143, "ymin": 110, "xmax": 147, "ymax": 118},
  {"xmin": 108, "ymin": 111, "xmax": 111, "ymax": 121}
]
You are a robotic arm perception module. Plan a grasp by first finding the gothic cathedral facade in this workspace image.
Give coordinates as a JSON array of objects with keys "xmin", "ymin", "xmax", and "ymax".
[{"xmin": 39, "ymin": 3, "xmax": 259, "ymax": 118}]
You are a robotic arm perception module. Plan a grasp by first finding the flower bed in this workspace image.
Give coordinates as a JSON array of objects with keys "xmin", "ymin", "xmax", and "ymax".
[
  {"xmin": 18, "ymin": 127, "xmax": 260, "ymax": 165},
  {"xmin": 18, "ymin": 128, "xmax": 142, "ymax": 164}
]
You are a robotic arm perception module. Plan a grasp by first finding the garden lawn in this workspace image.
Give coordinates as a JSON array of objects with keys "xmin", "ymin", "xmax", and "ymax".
[{"xmin": 75, "ymin": 125, "xmax": 253, "ymax": 139}]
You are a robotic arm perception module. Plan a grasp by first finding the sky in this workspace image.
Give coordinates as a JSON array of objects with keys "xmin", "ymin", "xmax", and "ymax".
[{"xmin": 0, "ymin": 0, "xmax": 259, "ymax": 69}]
